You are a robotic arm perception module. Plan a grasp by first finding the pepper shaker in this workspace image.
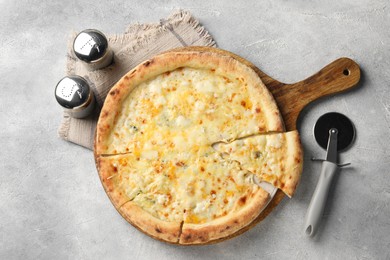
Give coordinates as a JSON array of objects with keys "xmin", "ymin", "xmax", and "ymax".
[
  {"xmin": 73, "ymin": 29, "xmax": 114, "ymax": 70},
  {"xmin": 55, "ymin": 76, "xmax": 95, "ymax": 118}
]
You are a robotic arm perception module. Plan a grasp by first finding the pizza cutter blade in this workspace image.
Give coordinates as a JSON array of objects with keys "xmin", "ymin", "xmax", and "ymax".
[{"xmin": 304, "ymin": 112, "xmax": 355, "ymax": 237}]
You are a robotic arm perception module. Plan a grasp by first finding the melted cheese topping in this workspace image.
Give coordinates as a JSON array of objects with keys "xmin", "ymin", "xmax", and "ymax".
[
  {"xmin": 102, "ymin": 67, "xmax": 283, "ymax": 223},
  {"xmin": 107, "ymin": 67, "xmax": 270, "ymax": 154},
  {"xmin": 104, "ymin": 152, "xmax": 256, "ymax": 223},
  {"xmin": 215, "ymin": 132, "xmax": 298, "ymax": 194}
]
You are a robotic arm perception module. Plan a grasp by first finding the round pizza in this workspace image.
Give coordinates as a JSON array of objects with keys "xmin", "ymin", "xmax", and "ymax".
[{"xmin": 94, "ymin": 50, "xmax": 303, "ymax": 244}]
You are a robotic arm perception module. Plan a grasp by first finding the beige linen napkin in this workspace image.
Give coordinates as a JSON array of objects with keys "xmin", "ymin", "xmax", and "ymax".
[{"xmin": 58, "ymin": 10, "xmax": 216, "ymax": 149}]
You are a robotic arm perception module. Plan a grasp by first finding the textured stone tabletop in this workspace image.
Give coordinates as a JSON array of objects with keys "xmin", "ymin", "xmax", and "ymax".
[{"xmin": 1, "ymin": 1, "xmax": 389, "ymax": 259}]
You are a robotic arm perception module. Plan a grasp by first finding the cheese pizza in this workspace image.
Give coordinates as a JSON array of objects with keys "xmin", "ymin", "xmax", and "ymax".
[{"xmin": 95, "ymin": 51, "xmax": 303, "ymax": 244}]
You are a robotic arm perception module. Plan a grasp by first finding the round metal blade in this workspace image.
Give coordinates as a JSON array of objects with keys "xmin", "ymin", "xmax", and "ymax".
[{"xmin": 314, "ymin": 112, "xmax": 356, "ymax": 151}]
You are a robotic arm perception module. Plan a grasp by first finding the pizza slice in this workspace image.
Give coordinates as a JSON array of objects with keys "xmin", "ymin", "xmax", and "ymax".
[
  {"xmin": 96, "ymin": 154, "xmax": 176, "ymax": 210},
  {"xmin": 213, "ymin": 130, "xmax": 303, "ymax": 197},
  {"xmin": 97, "ymin": 154, "xmax": 185, "ymax": 243}
]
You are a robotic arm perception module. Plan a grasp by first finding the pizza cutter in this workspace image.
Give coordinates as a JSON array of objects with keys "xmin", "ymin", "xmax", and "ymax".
[{"xmin": 304, "ymin": 112, "xmax": 355, "ymax": 236}]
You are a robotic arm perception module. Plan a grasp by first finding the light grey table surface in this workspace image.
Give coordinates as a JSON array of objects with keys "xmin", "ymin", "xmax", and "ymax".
[{"xmin": 1, "ymin": 0, "xmax": 389, "ymax": 259}]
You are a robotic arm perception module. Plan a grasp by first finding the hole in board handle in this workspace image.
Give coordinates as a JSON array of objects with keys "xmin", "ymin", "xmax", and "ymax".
[{"xmin": 343, "ymin": 69, "xmax": 350, "ymax": 76}]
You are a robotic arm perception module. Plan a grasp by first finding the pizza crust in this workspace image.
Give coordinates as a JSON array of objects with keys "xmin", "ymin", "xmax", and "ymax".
[
  {"xmin": 97, "ymin": 154, "xmax": 181, "ymax": 243},
  {"xmin": 282, "ymin": 131, "xmax": 303, "ymax": 197},
  {"xmin": 96, "ymin": 155, "xmax": 131, "ymax": 208},
  {"xmin": 259, "ymin": 131, "xmax": 303, "ymax": 197},
  {"xmin": 179, "ymin": 185, "xmax": 269, "ymax": 244},
  {"xmin": 95, "ymin": 51, "xmax": 284, "ymax": 155},
  {"xmin": 119, "ymin": 201, "xmax": 182, "ymax": 243}
]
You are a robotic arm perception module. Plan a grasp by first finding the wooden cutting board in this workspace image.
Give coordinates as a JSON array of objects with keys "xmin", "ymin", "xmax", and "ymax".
[
  {"xmin": 164, "ymin": 46, "xmax": 360, "ymax": 243},
  {"xmin": 94, "ymin": 46, "xmax": 361, "ymax": 244}
]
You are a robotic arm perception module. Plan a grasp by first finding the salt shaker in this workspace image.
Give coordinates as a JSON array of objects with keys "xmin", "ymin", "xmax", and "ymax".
[
  {"xmin": 55, "ymin": 76, "xmax": 95, "ymax": 118},
  {"xmin": 73, "ymin": 29, "xmax": 114, "ymax": 70}
]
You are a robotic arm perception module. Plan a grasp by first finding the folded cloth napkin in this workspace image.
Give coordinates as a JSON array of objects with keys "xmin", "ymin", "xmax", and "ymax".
[{"xmin": 58, "ymin": 10, "xmax": 216, "ymax": 149}]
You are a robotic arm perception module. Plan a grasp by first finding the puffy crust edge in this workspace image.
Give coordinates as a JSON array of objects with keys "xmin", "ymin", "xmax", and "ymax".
[
  {"xmin": 96, "ymin": 155, "xmax": 131, "ymax": 208},
  {"xmin": 95, "ymin": 51, "xmax": 284, "ymax": 155},
  {"xmin": 179, "ymin": 186, "xmax": 269, "ymax": 244},
  {"xmin": 119, "ymin": 201, "xmax": 182, "ymax": 243},
  {"xmin": 281, "ymin": 130, "xmax": 304, "ymax": 197}
]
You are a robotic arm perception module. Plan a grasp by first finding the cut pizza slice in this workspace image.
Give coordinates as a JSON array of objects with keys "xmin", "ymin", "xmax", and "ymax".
[
  {"xmin": 213, "ymin": 130, "xmax": 303, "ymax": 197},
  {"xmin": 97, "ymin": 154, "xmax": 173, "ymax": 209},
  {"xmin": 96, "ymin": 153, "xmax": 186, "ymax": 243}
]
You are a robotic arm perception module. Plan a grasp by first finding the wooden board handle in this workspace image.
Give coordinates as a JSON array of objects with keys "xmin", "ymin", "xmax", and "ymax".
[{"xmin": 268, "ymin": 58, "xmax": 361, "ymax": 130}]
